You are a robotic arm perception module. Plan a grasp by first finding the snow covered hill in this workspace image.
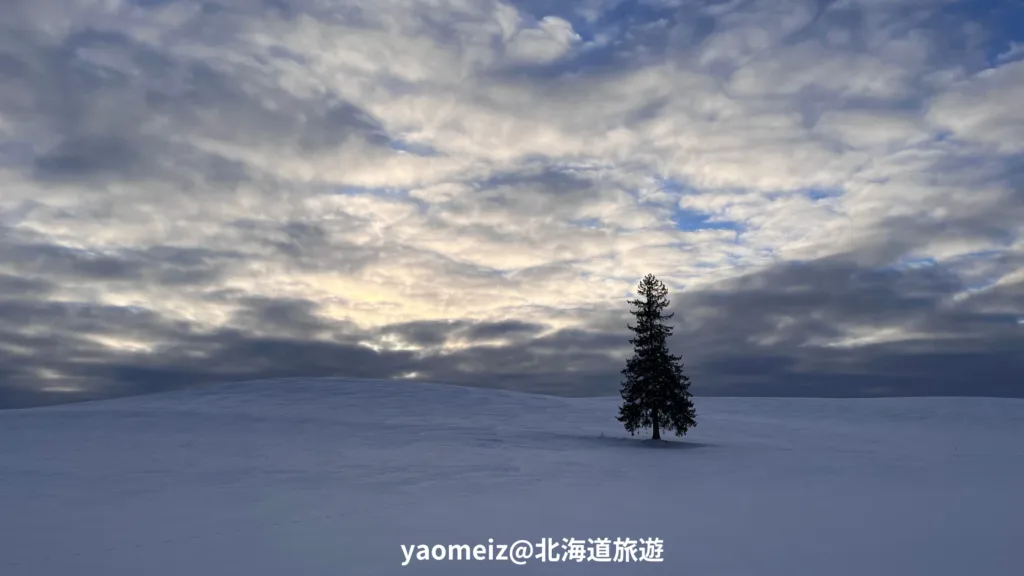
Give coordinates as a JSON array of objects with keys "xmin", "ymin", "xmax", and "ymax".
[{"xmin": 2, "ymin": 378, "xmax": 1022, "ymax": 575}]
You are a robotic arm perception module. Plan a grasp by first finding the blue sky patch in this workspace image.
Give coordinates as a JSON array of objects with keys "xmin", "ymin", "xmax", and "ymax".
[
  {"xmin": 804, "ymin": 188, "xmax": 844, "ymax": 201},
  {"xmin": 672, "ymin": 207, "xmax": 740, "ymax": 232}
]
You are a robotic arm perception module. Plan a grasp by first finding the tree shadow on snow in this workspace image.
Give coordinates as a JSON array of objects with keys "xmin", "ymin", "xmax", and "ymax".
[{"xmin": 543, "ymin": 431, "xmax": 711, "ymax": 451}]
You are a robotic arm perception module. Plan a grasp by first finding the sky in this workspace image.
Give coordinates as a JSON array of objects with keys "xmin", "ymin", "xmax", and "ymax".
[{"xmin": 0, "ymin": 0, "xmax": 1022, "ymax": 408}]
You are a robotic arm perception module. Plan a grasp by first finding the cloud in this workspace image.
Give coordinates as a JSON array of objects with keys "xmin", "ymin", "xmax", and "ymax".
[
  {"xmin": 505, "ymin": 16, "xmax": 581, "ymax": 64},
  {"xmin": 927, "ymin": 60, "xmax": 1024, "ymax": 154},
  {"xmin": 0, "ymin": 0, "xmax": 1021, "ymax": 407}
]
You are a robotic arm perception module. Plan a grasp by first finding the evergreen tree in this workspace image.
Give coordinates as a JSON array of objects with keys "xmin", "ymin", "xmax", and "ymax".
[{"xmin": 618, "ymin": 273, "xmax": 697, "ymax": 440}]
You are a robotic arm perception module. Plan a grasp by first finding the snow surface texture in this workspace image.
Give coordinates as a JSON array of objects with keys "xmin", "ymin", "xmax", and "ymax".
[{"xmin": 2, "ymin": 378, "xmax": 1022, "ymax": 575}]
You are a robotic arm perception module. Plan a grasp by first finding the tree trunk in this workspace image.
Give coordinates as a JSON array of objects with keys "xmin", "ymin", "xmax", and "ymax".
[{"xmin": 652, "ymin": 410, "xmax": 661, "ymax": 440}]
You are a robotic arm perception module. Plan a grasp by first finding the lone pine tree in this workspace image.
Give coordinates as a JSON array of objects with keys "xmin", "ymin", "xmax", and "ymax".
[{"xmin": 618, "ymin": 273, "xmax": 697, "ymax": 441}]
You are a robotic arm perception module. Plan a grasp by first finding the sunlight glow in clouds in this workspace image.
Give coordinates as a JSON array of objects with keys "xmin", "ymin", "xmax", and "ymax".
[{"xmin": 0, "ymin": 0, "xmax": 1021, "ymax": 406}]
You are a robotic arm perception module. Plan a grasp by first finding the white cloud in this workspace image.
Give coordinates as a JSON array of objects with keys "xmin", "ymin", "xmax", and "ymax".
[
  {"xmin": 697, "ymin": 0, "xmax": 819, "ymax": 67},
  {"xmin": 728, "ymin": 42, "xmax": 916, "ymax": 99},
  {"xmin": 927, "ymin": 60, "xmax": 1024, "ymax": 154},
  {"xmin": 506, "ymin": 16, "xmax": 581, "ymax": 64},
  {"xmin": 997, "ymin": 41, "xmax": 1024, "ymax": 64},
  {"xmin": 814, "ymin": 109, "xmax": 932, "ymax": 150}
]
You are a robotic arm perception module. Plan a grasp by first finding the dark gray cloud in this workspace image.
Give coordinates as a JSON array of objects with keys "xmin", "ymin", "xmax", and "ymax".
[
  {"xmin": 2, "ymin": 247, "xmax": 1020, "ymax": 409},
  {"xmin": 0, "ymin": 273, "xmax": 53, "ymax": 297},
  {"xmin": 377, "ymin": 319, "xmax": 547, "ymax": 347},
  {"xmin": 464, "ymin": 319, "xmax": 547, "ymax": 341},
  {"xmin": 0, "ymin": 238, "xmax": 241, "ymax": 286},
  {"xmin": 667, "ymin": 256, "xmax": 1024, "ymax": 395},
  {"xmin": 377, "ymin": 320, "xmax": 471, "ymax": 347},
  {"xmin": 228, "ymin": 219, "xmax": 386, "ymax": 275}
]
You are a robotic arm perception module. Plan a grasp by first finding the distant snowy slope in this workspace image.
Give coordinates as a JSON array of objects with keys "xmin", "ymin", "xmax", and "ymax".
[{"xmin": 2, "ymin": 378, "xmax": 1022, "ymax": 575}]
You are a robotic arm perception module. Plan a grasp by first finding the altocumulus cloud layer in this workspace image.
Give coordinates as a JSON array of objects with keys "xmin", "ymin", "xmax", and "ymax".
[{"xmin": 1, "ymin": 0, "xmax": 1022, "ymax": 407}]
